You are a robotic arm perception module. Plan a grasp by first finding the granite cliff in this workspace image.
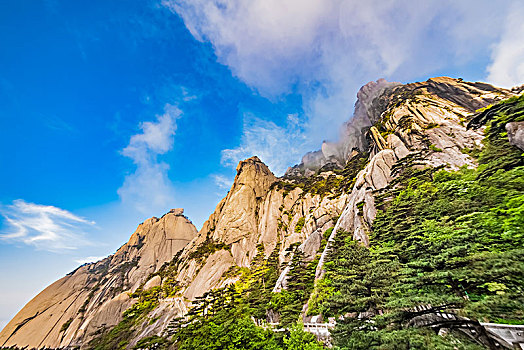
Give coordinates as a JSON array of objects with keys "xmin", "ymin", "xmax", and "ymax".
[
  {"xmin": 1, "ymin": 77, "xmax": 521, "ymax": 349},
  {"xmin": 0, "ymin": 210, "xmax": 197, "ymax": 348}
]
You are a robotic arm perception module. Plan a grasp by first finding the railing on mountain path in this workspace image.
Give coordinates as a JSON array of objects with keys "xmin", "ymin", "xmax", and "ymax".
[{"xmin": 272, "ymin": 225, "xmax": 334, "ymax": 293}]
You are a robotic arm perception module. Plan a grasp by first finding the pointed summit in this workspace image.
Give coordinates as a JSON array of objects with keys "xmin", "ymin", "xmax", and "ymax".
[
  {"xmin": 236, "ymin": 155, "xmax": 271, "ymax": 175},
  {"xmin": 233, "ymin": 156, "xmax": 276, "ymax": 197},
  {"xmin": 0, "ymin": 210, "xmax": 197, "ymax": 349}
]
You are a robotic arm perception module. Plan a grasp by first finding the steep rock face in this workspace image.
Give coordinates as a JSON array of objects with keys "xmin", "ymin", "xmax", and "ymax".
[
  {"xmin": 327, "ymin": 77, "xmax": 515, "ymax": 256},
  {"xmin": 506, "ymin": 121, "xmax": 524, "ymax": 150},
  {"xmin": 122, "ymin": 158, "xmax": 348, "ymax": 344},
  {"xmin": 174, "ymin": 156, "xmax": 277, "ymax": 300},
  {"xmin": 2, "ymin": 77, "xmax": 519, "ymax": 349},
  {"xmin": 173, "ymin": 157, "xmax": 346, "ymax": 301},
  {"xmin": 0, "ymin": 210, "xmax": 197, "ymax": 349},
  {"xmin": 286, "ymin": 79, "xmax": 400, "ymax": 176},
  {"xmin": 288, "ymin": 77, "xmax": 514, "ymax": 177}
]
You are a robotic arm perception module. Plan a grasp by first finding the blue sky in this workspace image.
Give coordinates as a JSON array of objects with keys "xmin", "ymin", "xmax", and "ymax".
[{"xmin": 1, "ymin": 0, "xmax": 523, "ymax": 330}]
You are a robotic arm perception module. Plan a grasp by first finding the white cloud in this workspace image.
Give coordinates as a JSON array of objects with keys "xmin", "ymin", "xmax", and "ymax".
[
  {"xmin": 211, "ymin": 174, "xmax": 232, "ymax": 190},
  {"xmin": 221, "ymin": 113, "xmax": 305, "ymax": 175},
  {"xmin": 0, "ymin": 200, "xmax": 95, "ymax": 251},
  {"xmin": 487, "ymin": 2, "xmax": 524, "ymax": 88},
  {"xmin": 181, "ymin": 86, "xmax": 198, "ymax": 102},
  {"xmin": 166, "ymin": 1, "xmax": 508, "ymax": 94},
  {"xmin": 118, "ymin": 104, "xmax": 181, "ymax": 215},
  {"xmin": 164, "ymin": 0, "xmax": 514, "ymax": 171},
  {"xmin": 75, "ymin": 256, "xmax": 105, "ymax": 265}
]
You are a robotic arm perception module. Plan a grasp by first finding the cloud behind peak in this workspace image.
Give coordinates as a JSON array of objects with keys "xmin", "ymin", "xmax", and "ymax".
[
  {"xmin": 0, "ymin": 199, "xmax": 95, "ymax": 252},
  {"xmin": 118, "ymin": 104, "xmax": 181, "ymax": 215},
  {"xmin": 165, "ymin": 0, "xmax": 520, "ymax": 173}
]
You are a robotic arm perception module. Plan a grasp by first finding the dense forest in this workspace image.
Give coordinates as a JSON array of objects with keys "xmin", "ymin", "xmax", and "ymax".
[
  {"xmin": 317, "ymin": 94, "xmax": 524, "ymax": 349},
  {"xmin": 83, "ymin": 95, "xmax": 524, "ymax": 349},
  {"xmin": 2, "ymin": 95, "xmax": 522, "ymax": 350}
]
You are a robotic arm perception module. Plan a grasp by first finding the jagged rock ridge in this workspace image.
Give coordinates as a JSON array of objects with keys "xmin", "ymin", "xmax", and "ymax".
[
  {"xmin": 0, "ymin": 77, "xmax": 519, "ymax": 349},
  {"xmin": 0, "ymin": 210, "xmax": 197, "ymax": 349}
]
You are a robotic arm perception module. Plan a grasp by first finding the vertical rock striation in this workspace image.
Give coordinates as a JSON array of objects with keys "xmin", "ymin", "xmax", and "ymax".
[
  {"xmin": 316, "ymin": 77, "xmax": 516, "ymax": 278},
  {"xmin": 1, "ymin": 77, "xmax": 519, "ymax": 349},
  {"xmin": 0, "ymin": 210, "xmax": 197, "ymax": 349}
]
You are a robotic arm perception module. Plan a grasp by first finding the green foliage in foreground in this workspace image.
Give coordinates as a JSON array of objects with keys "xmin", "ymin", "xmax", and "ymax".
[
  {"xmin": 90, "ymin": 287, "xmax": 161, "ymax": 350},
  {"xmin": 92, "ymin": 94, "xmax": 524, "ymax": 349},
  {"xmin": 270, "ymin": 247, "xmax": 317, "ymax": 326},
  {"xmin": 174, "ymin": 286, "xmax": 323, "ymax": 350},
  {"xmin": 93, "ymin": 243, "xmax": 322, "ymax": 349},
  {"xmin": 319, "ymin": 95, "xmax": 524, "ymax": 349}
]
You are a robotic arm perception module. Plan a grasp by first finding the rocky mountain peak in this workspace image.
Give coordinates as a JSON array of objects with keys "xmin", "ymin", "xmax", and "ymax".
[
  {"xmin": 353, "ymin": 78, "xmax": 400, "ymax": 123},
  {"xmin": 2, "ymin": 78, "xmax": 521, "ymax": 350},
  {"xmin": 287, "ymin": 77, "xmax": 515, "ymax": 178},
  {"xmin": 232, "ymin": 156, "xmax": 277, "ymax": 197},
  {"xmin": 168, "ymin": 208, "xmax": 185, "ymax": 216},
  {"xmin": 0, "ymin": 209, "xmax": 197, "ymax": 349},
  {"xmin": 410, "ymin": 76, "xmax": 512, "ymax": 112},
  {"xmin": 236, "ymin": 155, "xmax": 272, "ymax": 177}
]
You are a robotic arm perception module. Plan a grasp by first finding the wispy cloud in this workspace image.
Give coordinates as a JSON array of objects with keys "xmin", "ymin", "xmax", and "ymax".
[
  {"xmin": 487, "ymin": 2, "xmax": 524, "ymax": 88},
  {"xmin": 165, "ymin": 0, "xmax": 509, "ymax": 95},
  {"xmin": 75, "ymin": 256, "xmax": 105, "ymax": 265},
  {"xmin": 211, "ymin": 174, "xmax": 232, "ymax": 190},
  {"xmin": 180, "ymin": 86, "xmax": 198, "ymax": 102},
  {"xmin": 221, "ymin": 113, "xmax": 305, "ymax": 175},
  {"xmin": 164, "ymin": 0, "xmax": 515, "ymax": 171},
  {"xmin": 44, "ymin": 114, "xmax": 75, "ymax": 132},
  {"xmin": 0, "ymin": 200, "xmax": 95, "ymax": 251},
  {"xmin": 117, "ymin": 104, "xmax": 181, "ymax": 214}
]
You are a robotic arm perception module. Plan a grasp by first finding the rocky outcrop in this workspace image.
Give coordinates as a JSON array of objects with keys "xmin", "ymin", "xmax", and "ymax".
[
  {"xmin": 506, "ymin": 122, "xmax": 524, "ymax": 150},
  {"xmin": 339, "ymin": 77, "xmax": 515, "ymax": 233},
  {"xmin": 314, "ymin": 78, "xmax": 517, "ymax": 279},
  {"xmin": 172, "ymin": 156, "xmax": 347, "ymax": 301},
  {"xmin": 1, "ymin": 77, "xmax": 519, "ymax": 349},
  {"xmin": 0, "ymin": 210, "xmax": 197, "ymax": 349},
  {"xmin": 289, "ymin": 77, "xmax": 515, "ymax": 178},
  {"xmin": 286, "ymin": 79, "xmax": 400, "ymax": 176}
]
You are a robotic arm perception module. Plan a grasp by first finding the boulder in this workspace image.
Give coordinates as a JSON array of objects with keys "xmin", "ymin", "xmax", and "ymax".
[{"xmin": 506, "ymin": 121, "xmax": 524, "ymax": 150}]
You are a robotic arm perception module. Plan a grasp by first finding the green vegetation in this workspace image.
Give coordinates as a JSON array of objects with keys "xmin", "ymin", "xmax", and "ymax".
[
  {"xmin": 188, "ymin": 236, "xmax": 230, "ymax": 262},
  {"xmin": 270, "ymin": 248, "xmax": 317, "ymax": 326},
  {"xmin": 424, "ymin": 122, "xmax": 440, "ymax": 129},
  {"xmin": 101, "ymin": 242, "xmax": 324, "ymax": 349},
  {"xmin": 239, "ymin": 244, "xmax": 282, "ymax": 320},
  {"xmin": 429, "ymin": 144, "xmax": 443, "ymax": 152},
  {"xmin": 60, "ymin": 318, "xmax": 73, "ymax": 333},
  {"xmin": 89, "ymin": 95, "xmax": 524, "ymax": 350},
  {"xmin": 307, "ymin": 276, "xmax": 334, "ymax": 317},
  {"xmin": 317, "ymin": 95, "xmax": 524, "ymax": 349},
  {"xmin": 274, "ymin": 151, "xmax": 369, "ymax": 198},
  {"xmin": 174, "ymin": 285, "xmax": 323, "ymax": 350},
  {"xmin": 294, "ymin": 217, "xmax": 305, "ymax": 233},
  {"xmin": 89, "ymin": 287, "xmax": 162, "ymax": 350},
  {"xmin": 319, "ymin": 227, "xmax": 333, "ymax": 251},
  {"xmin": 132, "ymin": 335, "xmax": 169, "ymax": 350},
  {"xmin": 151, "ymin": 244, "xmax": 321, "ymax": 350}
]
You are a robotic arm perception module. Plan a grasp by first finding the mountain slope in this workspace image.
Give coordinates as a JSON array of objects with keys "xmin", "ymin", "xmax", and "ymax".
[
  {"xmin": 320, "ymin": 92, "xmax": 524, "ymax": 349},
  {"xmin": 0, "ymin": 77, "xmax": 521, "ymax": 350},
  {"xmin": 0, "ymin": 210, "xmax": 197, "ymax": 349}
]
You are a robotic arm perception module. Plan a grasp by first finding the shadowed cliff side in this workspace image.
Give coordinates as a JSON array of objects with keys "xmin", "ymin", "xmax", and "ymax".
[
  {"xmin": 1, "ymin": 77, "xmax": 520, "ymax": 350},
  {"xmin": 0, "ymin": 210, "xmax": 197, "ymax": 349}
]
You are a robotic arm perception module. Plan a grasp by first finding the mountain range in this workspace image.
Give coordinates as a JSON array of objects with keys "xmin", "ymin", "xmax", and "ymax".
[{"xmin": 1, "ymin": 77, "xmax": 523, "ymax": 350}]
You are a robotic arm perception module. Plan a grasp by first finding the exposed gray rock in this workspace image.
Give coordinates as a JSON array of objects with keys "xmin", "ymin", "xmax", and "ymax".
[
  {"xmin": 2, "ymin": 77, "xmax": 518, "ymax": 350},
  {"xmin": 143, "ymin": 275, "xmax": 162, "ymax": 290},
  {"xmin": 315, "ymin": 77, "xmax": 516, "ymax": 279},
  {"xmin": 506, "ymin": 121, "xmax": 524, "ymax": 150},
  {"xmin": 0, "ymin": 212, "xmax": 197, "ymax": 349}
]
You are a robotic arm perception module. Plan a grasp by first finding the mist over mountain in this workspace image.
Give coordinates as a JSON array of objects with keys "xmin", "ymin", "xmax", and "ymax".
[{"xmin": 1, "ymin": 77, "xmax": 523, "ymax": 350}]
